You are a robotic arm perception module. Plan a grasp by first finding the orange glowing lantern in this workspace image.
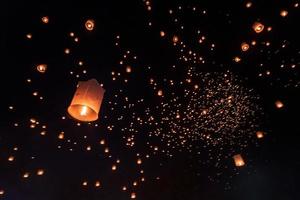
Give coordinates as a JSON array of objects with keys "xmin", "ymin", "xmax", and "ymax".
[
  {"xmin": 172, "ymin": 35, "xmax": 179, "ymax": 43},
  {"xmin": 68, "ymin": 79, "xmax": 105, "ymax": 122},
  {"xmin": 233, "ymin": 154, "xmax": 245, "ymax": 167},
  {"xmin": 126, "ymin": 66, "xmax": 132, "ymax": 73},
  {"xmin": 36, "ymin": 64, "xmax": 47, "ymax": 73},
  {"xmin": 85, "ymin": 19, "xmax": 95, "ymax": 31},
  {"xmin": 280, "ymin": 10, "xmax": 288, "ymax": 17},
  {"xmin": 41, "ymin": 16, "xmax": 49, "ymax": 24},
  {"xmin": 256, "ymin": 131, "xmax": 264, "ymax": 139},
  {"xmin": 160, "ymin": 31, "xmax": 165, "ymax": 37},
  {"xmin": 241, "ymin": 42, "xmax": 250, "ymax": 51},
  {"xmin": 275, "ymin": 100, "xmax": 284, "ymax": 109},
  {"xmin": 131, "ymin": 192, "xmax": 136, "ymax": 199},
  {"xmin": 252, "ymin": 22, "xmax": 264, "ymax": 33}
]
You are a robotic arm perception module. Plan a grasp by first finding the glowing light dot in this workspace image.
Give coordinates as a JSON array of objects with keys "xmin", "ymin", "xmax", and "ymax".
[
  {"xmin": 85, "ymin": 19, "xmax": 95, "ymax": 31},
  {"xmin": 26, "ymin": 33, "xmax": 32, "ymax": 39},
  {"xmin": 256, "ymin": 131, "xmax": 264, "ymax": 139},
  {"xmin": 246, "ymin": 2, "xmax": 252, "ymax": 8},
  {"xmin": 131, "ymin": 192, "xmax": 136, "ymax": 199},
  {"xmin": 234, "ymin": 56, "xmax": 241, "ymax": 63},
  {"xmin": 241, "ymin": 42, "xmax": 250, "ymax": 51},
  {"xmin": 82, "ymin": 181, "xmax": 88, "ymax": 186},
  {"xmin": 65, "ymin": 48, "xmax": 70, "ymax": 54},
  {"xmin": 0, "ymin": 190, "xmax": 4, "ymax": 195},
  {"xmin": 126, "ymin": 66, "xmax": 132, "ymax": 73},
  {"xmin": 37, "ymin": 169, "xmax": 44, "ymax": 176},
  {"xmin": 41, "ymin": 16, "xmax": 49, "ymax": 24},
  {"xmin": 233, "ymin": 154, "xmax": 245, "ymax": 167},
  {"xmin": 157, "ymin": 90, "xmax": 163, "ymax": 96},
  {"xmin": 122, "ymin": 186, "xmax": 127, "ymax": 191},
  {"xmin": 95, "ymin": 181, "xmax": 101, "ymax": 187},
  {"xmin": 33, "ymin": 92, "xmax": 38, "ymax": 96},
  {"xmin": 160, "ymin": 31, "xmax": 165, "ymax": 37},
  {"xmin": 112, "ymin": 165, "xmax": 117, "ymax": 171},
  {"xmin": 172, "ymin": 35, "xmax": 179, "ymax": 43},
  {"xmin": 137, "ymin": 158, "xmax": 142, "ymax": 165},
  {"xmin": 23, "ymin": 173, "xmax": 30, "ymax": 178},
  {"xmin": 8, "ymin": 156, "xmax": 14, "ymax": 162},
  {"xmin": 252, "ymin": 22, "xmax": 264, "ymax": 33},
  {"xmin": 275, "ymin": 100, "xmax": 284, "ymax": 109},
  {"xmin": 58, "ymin": 132, "xmax": 64, "ymax": 139},
  {"xmin": 280, "ymin": 10, "xmax": 288, "ymax": 17},
  {"xmin": 36, "ymin": 64, "xmax": 47, "ymax": 73}
]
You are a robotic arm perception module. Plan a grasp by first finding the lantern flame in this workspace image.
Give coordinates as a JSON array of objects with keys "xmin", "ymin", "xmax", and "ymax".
[{"xmin": 80, "ymin": 106, "xmax": 88, "ymax": 116}]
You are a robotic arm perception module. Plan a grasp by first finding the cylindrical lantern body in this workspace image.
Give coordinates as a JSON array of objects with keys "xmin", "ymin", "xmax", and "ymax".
[
  {"xmin": 233, "ymin": 154, "xmax": 245, "ymax": 167},
  {"xmin": 68, "ymin": 79, "xmax": 105, "ymax": 122}
]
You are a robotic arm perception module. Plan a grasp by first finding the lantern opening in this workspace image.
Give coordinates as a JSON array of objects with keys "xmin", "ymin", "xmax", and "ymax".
[
  {"xmin": 68, "ymin": 104, "xmax": 98, "ymax": 122},
  {"xmin": 67, "ymin": 79, "xmax": 105, "ymax": 122}
]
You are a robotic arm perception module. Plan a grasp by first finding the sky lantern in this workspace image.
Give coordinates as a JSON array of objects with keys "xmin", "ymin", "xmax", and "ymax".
[
  {"xmin": 68, "ymin": 79, "xmax": 105, "ymax": 122},
  {"xmin": 160, "ymin": 31, "xmax": 165, "ymax": 37},
  {"xmin": 256, "ymin": 131, "xmax": 264, "ymax": 139},
  {"xmin": 280, "ymin": 10, "xmax": 288, "ymax": 17},
  {"xmin": 275, "ymin": 100, "xmax": 284, "ymax": 109},
  {"xmin": 172, "ymin": 35, "xmax": 179, "ymax": 43},
  {"xmin": 241, "ymin": 42, "xmax": 250, "ymax": 51},
  {"xmin": 157, "ymin": 90, "xmax": 163, "ymax": 96},
  {"xmin": 41, "ymin": 16, "xmax": 49, "ymax": 24},
  {"xmin": 252, "ymin": 22, "xmax": 264, "ymax": 33},
  {"xmin": 85, "ymin": 19, "xmax": 95, "ymax": 31},
  {"xmin": 131, "ymin": 192, "xmax": 136, "ymax": 199},
  {"xmin": 36, "ymin": 64, "xmax": 47, "ymax": 73},
  {"xmin": 126, "ymin": 66, "xmax": 132, "ymax": 73},
  {"xmin": 233, "ymin": 154, "xmax": 245, "ymax": 167},
  {"xmin": 0, "ymin": 190, "xmax": 4, "ymax": 196}
]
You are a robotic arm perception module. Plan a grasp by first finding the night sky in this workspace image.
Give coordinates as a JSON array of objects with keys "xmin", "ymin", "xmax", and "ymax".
[{"xmin": 1, "ymin": 0, "xmax": 300, "ymax": 199}]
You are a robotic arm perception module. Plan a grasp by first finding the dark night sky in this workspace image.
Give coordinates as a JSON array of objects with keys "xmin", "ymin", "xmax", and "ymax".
[{"xmin": 0, "ymin": 0, "xmax": 300, "ymax": 200}]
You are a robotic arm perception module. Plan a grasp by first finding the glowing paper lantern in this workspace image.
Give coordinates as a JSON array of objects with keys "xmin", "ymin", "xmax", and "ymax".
[
  {"xmin": 233, "ymin": 154, "xmax": 245, "ymax": 167},
  {"xmin": 280, "ymin": 10, "xmax": 288, "ymax": 17},
  {"xmin": 172, "ymin": 35, "xmax": 179, "ymax": 43},
  {"xmin": 252, "ymin": 22, "xmax": 264, "ymax": 33},
  {"xmin": 85, "ymin": 19, "xmax": 95, "ymax": 31},
  {"xmin": 256, "ymin": 131, "xmax": 264, "ymax": 139},
  {"xmin": 36, "ymin": 64, "xmax": 47, "ymax": 73},
  {"xmin": 41, "ymin": 16, "xmax": 49, "ymax": 24},
  {"xmin": 68, "ymin": 79, "xmax": 105, "ymax": 122},
  {"xmin": 160, "ymin": 31, "xmax": 165, "ymax": 37},
  {"xmin": 275, "ymin": 100, "xmax": 284, "ymax": 109},
  {"xmin": 241, "ymin": 42, "xmax": 250, "ymax": 51}
]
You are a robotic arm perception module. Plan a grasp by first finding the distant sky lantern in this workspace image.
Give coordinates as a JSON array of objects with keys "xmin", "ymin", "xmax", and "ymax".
[
  {"xmin": 131, "ymin": 192, "xmax": 136, "ymax": 199},
  {"xmin": 256, "ymin": 131, "xmax": 264, "ymax": 139},
  {"xmin": 245, "ymin": 2, "xmax": 252, "ymax": 8},
  {"xmin": 37, "ymin": 169, "xmax": 44, "ymax": 176},
  {"xmin": 26, "ymin": 33, "xmax": 32, "ymax": 39},
  {"xmin": 160, "ymin": 31, "xmax": 165, "ymax": 37},
  {"xmin": 233, "ymin": 154, "xmax": 245, "ymax": 167},
  {"xmin": 275, "ymin": 100, "xmax": 284, "ymax": 109},
  {"xmin": 252, "ymin": 22, "xmax": 264, "ymax": 33},
  {"xmin": 41, "ymin": 16, "xmax": 49, "ymax": 24},
  {"xmin": 234, "ymin": 56, "xmax": 241, "ymax": 63},
  {"xmin": 241, "ymin": 42, "xmax": 250, "ymax": 51},
  {"xmin": 280, "ymin": 10, "xmax": 288, "ymax": 17},
  {"xmin": 68, "ymin": 79, "xmax": 105, "ymax": 122},
  {"xmin": 36, "ymin": 64, "xmax": 47, "ymax": 73},
  {"xmin": 172, "ymin": 35, "xmax": 179, "ymax": 43},
  {"xmin": 85, "ymin": 19, "xmax": 95, "ymax": 31},
  {"xmin": 126, "ymin": 66, "xmax": 132, "ymax": 73},
  {"xmin": 0, "ymin": 190, "xmax": 4, "ymax": 196},
  {"xmin": 157, "ymin": 90, "xmax": 163, "ymax": 96}
]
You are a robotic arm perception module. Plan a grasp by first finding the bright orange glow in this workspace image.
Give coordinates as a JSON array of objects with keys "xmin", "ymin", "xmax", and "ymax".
[
  {"xmin": 36, "ymin": 64, "xmax": 47, "ymax": 73},
  {"xmin": 241, "ymin": 42, "xmax": 250, "ymax": 51},
  {"xmin": 252, "ymin": 22, "xmax": 264, "ymax": 33},
  {"xmin": 85, "ymin": 19, "xmax": 95, "ymax": 31},
  {"xmin": 256, "ymin": 131, "xmax": 264, "ymax": 139},
  {"xmin": 275, "ymin": 100, "xmax": 284, "ymax": 109},
  {"xmin": 233, "ymin": 154, "xmax": 245, "ymax": 167}
]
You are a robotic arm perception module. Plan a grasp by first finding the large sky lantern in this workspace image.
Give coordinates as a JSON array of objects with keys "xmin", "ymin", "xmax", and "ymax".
[
  {"xmin": 67, "ymin": 79, "xmax": 105, "ymax": 122},
  {"xmin": 252, "ymin": 22, "xmax": 264, "ymax": 33},
  {"xmin": 233, "ymin": 154, "xmax": 245, "ymax": 167}
]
